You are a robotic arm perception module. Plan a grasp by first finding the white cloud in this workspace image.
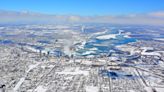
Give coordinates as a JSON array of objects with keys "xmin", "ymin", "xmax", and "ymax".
[
  {"xmin": 148, "ymin": 11, "xmax": 164, "ymax": 17},
  {"xmin": 0, "ymin": 10, "xmax": 164, "ymax": 25}
]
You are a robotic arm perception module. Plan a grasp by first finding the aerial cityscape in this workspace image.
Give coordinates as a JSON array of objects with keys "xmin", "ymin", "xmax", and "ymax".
[{"xmin": 0, "ymin": 0, "xmax": 164, "ymax": 92}]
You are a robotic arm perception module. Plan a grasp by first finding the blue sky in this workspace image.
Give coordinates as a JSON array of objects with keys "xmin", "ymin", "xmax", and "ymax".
[
  {"xmin": 1, "ymin": 0, "xmax": 164, "ymax": 25},
  {"xmin": 0, "ymin": 0, "xmax": 164, "ymax": 15}
]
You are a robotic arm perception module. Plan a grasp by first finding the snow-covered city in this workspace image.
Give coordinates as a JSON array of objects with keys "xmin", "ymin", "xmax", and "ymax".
[
  {"xmin": 1, "ymin": 0, "xmax": 164, "ymax": 92},
  {"xmin": 0, "ymin": 24, "xmax": 164, "ymax": 92}
]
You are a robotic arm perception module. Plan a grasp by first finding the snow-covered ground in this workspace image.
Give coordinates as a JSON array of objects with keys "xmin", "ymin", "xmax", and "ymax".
[
  {"xmin": 82, "ymin": 50, "xmax": 96, "ymax": 56},
  {"xmin": 141, "ymin": 47, "xmax": 161, "ymax": 56},
  {"xmin": 116, "ymin": 45, "xmax": 140, "ymax": 55},
  {"xmin": 91, "ymin": 30, "xmax": 108, "ymax": 36},
  {"xmin": 35, "ymin": 85, "xmax": 47, "ymax": 92},
  {"xmin": 155, "ymin": 88, "xmax": 164, "ymax": 92},
  {"xmin": 13, "ymin": 63, "xmax": 40, "ymax": 92},
  {"xmin": 26, "ymin": 63, "xmax": 40, "ymax": 73},
  {"xmin": 154, "ymin": 38, "xmax": 164, "ymax": 41},
  {"xmin": 56, "ymin": 67, "xmax": 89, "ymax": 76},
  {"xmin": 85, "ymin": 86, "xmax": 99, "ymax": 92},
  {"xmin": 96, "ymin": 34, "xmax": 117, "ymax": 40},
  {"xmin": 13, "ymin": 78, "xmax": 25, "ymax": 91}
]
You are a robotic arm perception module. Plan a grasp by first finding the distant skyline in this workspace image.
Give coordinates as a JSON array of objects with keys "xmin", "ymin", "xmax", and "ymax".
[
  {"xmin": 0, "ymin": 0, "xmax": 164, "ymax": 16},
  {"xmin": 0, "ymin": 0, "xmax": 164, "ymax": 25}
]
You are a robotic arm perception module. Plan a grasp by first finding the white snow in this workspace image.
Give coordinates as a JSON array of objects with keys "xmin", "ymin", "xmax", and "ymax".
[
  {"xmin": 141, "ymin": 47, "xmax": 154, "ymax": 51},
  {"xmin": 144, "ymin": 87, "xmax": 155, "ymax": 92},
  {"xmin": 124, "ymin": 35, "xmax": 131, "ymax": 38},
  {"xmin": 85, "ymin": 86, "xmax": 99, "ymax": 92},
  {"xmin": 82, "ymin": 51, "xmax": 96, "ymax": 55},
  {"xmin": 13, "ymin": 63, "xmax": 40, "ymax": 91},
  {"xmin": 26, "ymin": 63, "xmax": 40, "ymax": 73},
  {"xmin": 13, "ymin": 78, "xmax": 25, "ymax": 91},
  {"xmin": 35, "ymin": 85, "xmax": 47, "ymax": 92},
  {"xmin": 56, "ymin": 71, "xmax": 89, "ymax": 76},
  {"xmin": 92, "ymin": 30, "xmax": 108, "ymax": 36},
  {"xmin": 41, "ymin": 65, "xmax": 54, "ymax": 69},
  {"xmin": 95, "ymin": 29, "xmax": 131, "ymax": 40},
  {"xmin": 141, "ymin": 47, "xmax": 161, "ymax": 56},
  {"xmin": 141, "ymin": 52, "xmax": 161, "ymax": 56},
  {"xmin": 128, "ymin": 90, "xmax": 135, "ymax": 92},
  {"xmin": 108, "ymin": 56, "xmax": 119, "ymax": 61},
  {"xmin": 81, "ymin": 60, "xmax": 92, "ymax": 65},
  {"xmin": 96, "ymin": 34, "xmax": 117, "ymax": 40},
  {"xmin": 26, "ymin": 46, "xmax": 39, "ymax": 52},
  {"xmin": 56, "ymin": 67, "xmax": 89, "ymax": 76},
  {"xmin": 154, "ymin": 38, "xmax": 164, "ymax": 41},
  {"xmin": 118, "ymin": 29, "xmax": 124, "ymax": 35},
  {"xmin": 98, "ymin": 59, "xmax": 106, "ymax": 62},
  {"xmin": 81, "ymin": 41, "xmax": 86, "ymax": 46},
  {"xmin": 85, "ymin": 55, "xmax": 95, "ymax": 58},
  {"xmin": 124, "ymin": 32, "xmax": 131, "ymax": 38},
  {"xmin": 116, "ymin": 45, "xmax": 139, "ymax": 55},
  {"xmin": 89, "ymin": 47, "xmax": 98, "ymax": 51},
  {"xmin": 155, "ymin": 88, "xmax": 164, "ymax": 92}
]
